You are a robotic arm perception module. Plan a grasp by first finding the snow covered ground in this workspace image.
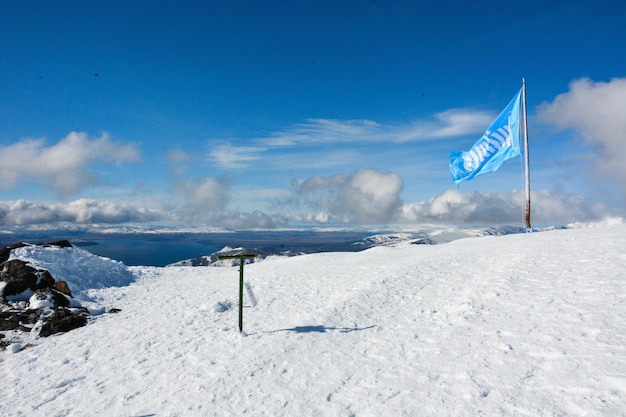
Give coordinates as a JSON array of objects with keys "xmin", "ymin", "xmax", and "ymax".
[{"xmin": 1, "ymin": 221, "xmax": 625, "ymax": 416}]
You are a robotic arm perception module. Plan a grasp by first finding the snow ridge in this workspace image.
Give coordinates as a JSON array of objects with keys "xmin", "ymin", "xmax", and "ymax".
[{"xmin": 8, "ymin": 245, "xmax": 134, "ymax": 298}]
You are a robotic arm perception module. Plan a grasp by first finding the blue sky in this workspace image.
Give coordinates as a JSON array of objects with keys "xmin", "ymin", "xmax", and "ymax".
[{"xmin": 1, "ymin": 0, "xmax": 625, "ymax": 229}]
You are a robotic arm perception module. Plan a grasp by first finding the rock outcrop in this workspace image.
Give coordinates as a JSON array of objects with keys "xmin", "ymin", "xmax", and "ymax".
[
  {"xmin": 0, "ymin": 259, "xmax": 56, "ymax": 298},
  {"xmin": 0, "ymin": 241, "xmax": 91, "ymax": 349}
]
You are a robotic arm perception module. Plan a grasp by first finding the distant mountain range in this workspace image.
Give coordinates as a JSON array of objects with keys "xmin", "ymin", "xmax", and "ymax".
[{"xmin": 168, "ymin": 225, "xmax": 559, "ymax": 267}]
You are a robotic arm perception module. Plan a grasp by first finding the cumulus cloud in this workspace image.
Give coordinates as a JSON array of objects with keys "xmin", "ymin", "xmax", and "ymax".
[
  {"xmin": 292, "ymin": 168, "xmax": 404, "ymax": 224},
  {"xmin": 400, "ymin": 189, "xmax": 610, "ymax": 225},
  {"xmin": 0, "ymin": 188, "xmax": 611, "ymax": 228},
  {"xmin": 0, "ymin": 132, "xmax": 140, "ymax": 196},
  {"xmin": 538, "ymin": 77, "xmax": 626, "ymax": 196},
  {"xmin": 166, "ymin": 148, "xmax": 272, "ymax": 224},
  {"xmin": 166, "ymin": 148, "xmax": 192, "ymax": 177},
  {"xmin": 171, "ymin": 175, "xmax": 233, "ymax": 221},
  {"xmin": 212, "ymin": 210, "xmax": 288, "ymax": 229},
  {"xmin": 0, "ymin": 199, "xmax": 166, "ymax": 226},
  {"xmin": 164, "ymin": 146, "xmax": 238, "ymax": 221},
  {"xmin": 0, "ymin": 197, "xmax": 291, "ymax": 229}
]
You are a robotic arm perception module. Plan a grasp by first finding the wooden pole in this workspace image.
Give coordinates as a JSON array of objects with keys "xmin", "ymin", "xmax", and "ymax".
[{"xmin": 218, "ymin": 253, "xmax": 259, "ymax": 332}]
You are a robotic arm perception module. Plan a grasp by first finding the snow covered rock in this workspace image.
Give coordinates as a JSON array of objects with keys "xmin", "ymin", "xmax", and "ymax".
[
  {"xmin": 0, "ymin": 240, "xmax": 123, "ymax": 344},
  {"xmin": 9, "ymin": 243, "xmax": 134, "ymax": 295},
  {"xmin": 29, "ymin": 288, "xmax": 71, "ymax": 309},
  {"xmin": 0, "ymin": 259, "xmax": 55, "ymax": 299},
  {"xmin": 39, "ymin": 308, "xmax": 88, "ymax": 338},
  {"xmin": 0, "ymin": 308, "xmax": 38, "ymax": 331}
]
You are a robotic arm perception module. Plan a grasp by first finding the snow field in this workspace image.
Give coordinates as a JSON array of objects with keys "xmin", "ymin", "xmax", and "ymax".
[{"xmin": 0, "ymin": 223, "xmax": 625, "ymax": 416}]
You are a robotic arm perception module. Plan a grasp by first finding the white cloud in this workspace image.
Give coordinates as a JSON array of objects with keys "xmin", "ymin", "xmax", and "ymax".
[
  {"xmin": 400, "ymin": 189, "xmax": 610, "ymax": 225},
  {"xmin": 208, "ymin": 110, "xmax": 494, "ymax": 169},
  {"xmin": 395, "ymin": 109, "xmax": 495, "ymax": 142},
  {"xmin": 0, "ymin": 187, "xmax": 612, "ymax": 228},
  {"xmin": 0, "ymin": 199, "xmax": 165, "ymax": 226},
  {"xmin": 0, "ymin": 197, "xmax": 290, "ymax": 229},
  {"xmin": 208, "ymin": 143, "xmax": 266, "ymax": 169},
  {"xmin": 292, "ymin": 168, "xmax": 404, "ymax": 224},
  {"xmin": 213, "ymin": 210, "xmax": 287, "ymax": 229},
  {"xmin": 167, "ymin": 148, "xmax": 193, "ymax": 177},
  {"xmin": 171, "ymin": 175, "xmax": 233, "ymax": 221},
  {"xmin": 62, "ymin": 199, "xmax": 164, "ymax": 223},
  {"xmin": 538, "ymin": 77, "xmax": 626, "ymax": 198},
  {"xmin": 270, "ymin": 112, "xmax": 494, "ymax": 145},
  {"xmin": 430, "ymin": 109, "xmax": 495, "ymax": 138},
  {"xmin": 0, "ymin": 132, "xmax": 140, "ymax": 196},
  {"xmin": 263, "ymin": 118, "xmax": 383, "ymax": 146}
]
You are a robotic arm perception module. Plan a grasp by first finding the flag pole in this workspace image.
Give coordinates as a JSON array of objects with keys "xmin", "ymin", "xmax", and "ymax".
[{"xmin": 522, "ymin": 77, "xmax": 532, "ymax": 230}]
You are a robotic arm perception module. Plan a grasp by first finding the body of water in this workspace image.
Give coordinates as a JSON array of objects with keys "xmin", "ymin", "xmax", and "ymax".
[
  {"xmin": 1, "ymin": 230, "xmax": 374, "ymax": 266},
  {"xmin": 76, "ymin": 238, "xmax": 220, "ymax": 267}
]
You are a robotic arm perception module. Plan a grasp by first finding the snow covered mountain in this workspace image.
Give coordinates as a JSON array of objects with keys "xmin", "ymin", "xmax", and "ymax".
[
  {"xmin": 1, "ymin": 220, "xmax": 625, "ymax": 416},
  {"xmin": 355, "ymin": 224, "xmax": 537, "ymax": 247},
  {"xmin": 171, "ymin": 224, "xmax": 545, "ymax": 267}
]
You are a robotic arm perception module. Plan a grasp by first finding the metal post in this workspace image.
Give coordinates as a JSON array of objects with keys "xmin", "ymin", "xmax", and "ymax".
[
  {"xmin": 218, "ymin": 253, "xmax": 259, "ymax": 333},
  {"xmin": 238, "ymin": 258, "xmax": 244, "ymax": 332},
  {"xmin": 522, "ymin": 77, "xmax": 532, "ymax": 231}
]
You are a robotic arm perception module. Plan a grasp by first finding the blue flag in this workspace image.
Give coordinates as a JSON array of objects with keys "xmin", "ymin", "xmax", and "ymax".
[{"xmin": 449, "ymin": 89, "xmax": 522, "ymax": 185}]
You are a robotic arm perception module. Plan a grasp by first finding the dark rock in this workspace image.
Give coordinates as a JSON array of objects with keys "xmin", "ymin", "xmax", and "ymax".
[
  {"xmin": 39, "ymin": 309, "xmax": 87, "ymax": 337},
  {"xmin": 0, "ymin": 309, "xmax": 37, "ymax": 331},
  {"xmin": 0, "ymin": 259, "xmax": 55, "ymax": 298},
  {"xmin": 53, "ymin": 281, "xmax": 73, "ymax": 298},
  {"xmin": 19, "ymin": 309, "xmax": 40, "ymax": 325},
  {"xmin": 71, "ymin": 306, "xmax": 90, "ymax": 315},
  {"xmin": 0, "ymin": 243, "xmax": 28, "ymax": 264},
  {"xmin": 107, "ymin": 308, "xmax": 122, "ymax": 314},
  {"xmin": 50, "ymin": 289, "xmax": 71, "ymax": 307},
  {"xmin": 30, "ymin": 288, "xmax": 70, "ymax": 308},
  {"xmin": 41, "ymin": 240, "xmax": 73, "ymax": 248},
  {"xmin": 0, "ymin": 312, "xmax": 20, "ymax": 331}
]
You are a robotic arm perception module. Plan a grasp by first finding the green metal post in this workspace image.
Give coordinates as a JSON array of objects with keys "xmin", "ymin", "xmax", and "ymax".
[
  {"xmin": 238, "ymin": 258, "xmax": 244, "ymax": 332},
  {"xmin": 217, "ymin": 253, "xmax": 258, "ymax": 333}
]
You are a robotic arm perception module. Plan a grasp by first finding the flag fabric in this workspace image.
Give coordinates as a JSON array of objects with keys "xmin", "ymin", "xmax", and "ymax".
[{"xmin": 449, "ymin": 89, "xmax": 522, "ymax": 185}]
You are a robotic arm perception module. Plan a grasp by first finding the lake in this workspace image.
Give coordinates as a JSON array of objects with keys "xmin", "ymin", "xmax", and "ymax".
[{"xmin": 1, "ymin": 230, "xmax": 374, "ymax": 266}]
